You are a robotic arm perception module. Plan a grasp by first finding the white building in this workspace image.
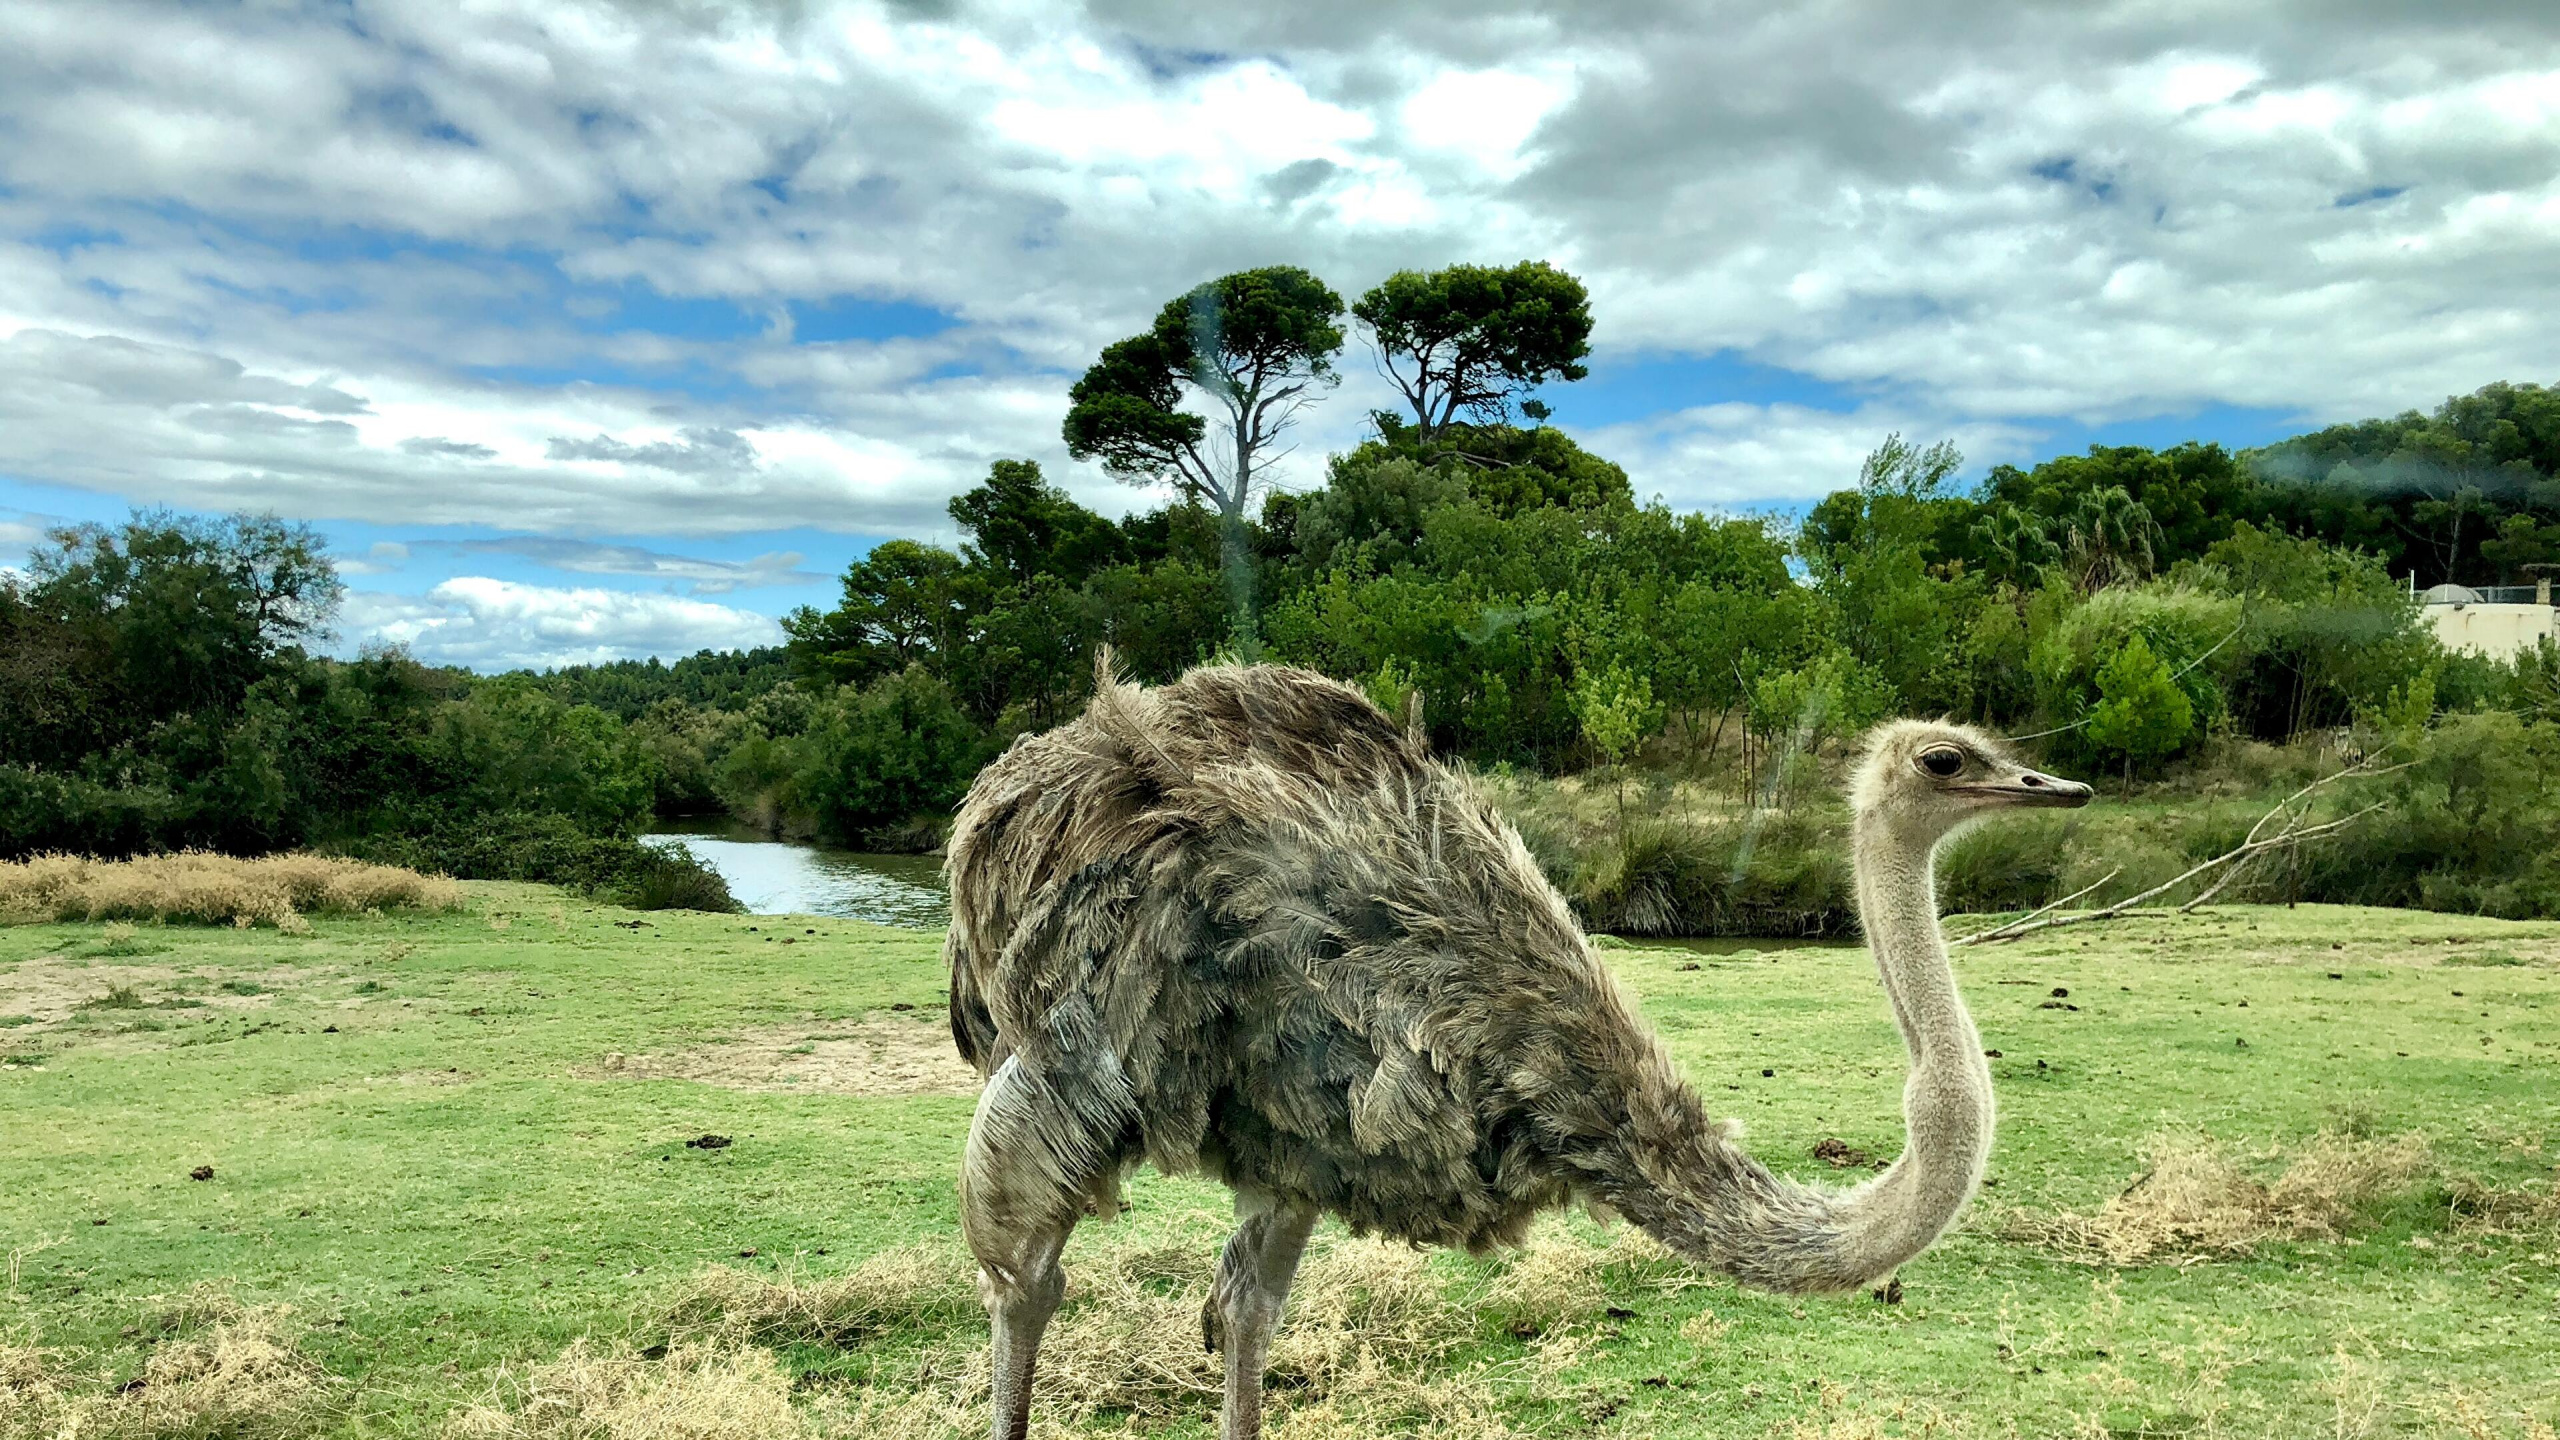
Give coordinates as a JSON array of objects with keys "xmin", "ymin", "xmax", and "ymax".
[{"xmin": 2420, "ymin": 581, "xmax": 2556, "ymax": 661}]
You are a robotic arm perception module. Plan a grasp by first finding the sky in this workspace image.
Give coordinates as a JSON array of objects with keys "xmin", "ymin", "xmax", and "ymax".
[{"xmin": 2, "ymin": 0, "xmax": 2555, "ymax": 672}]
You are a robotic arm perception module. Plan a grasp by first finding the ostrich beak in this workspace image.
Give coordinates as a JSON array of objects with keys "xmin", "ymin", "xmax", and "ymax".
[{"xmin": 1983, "ymin": 769, "xmax": 2093, "ymax": 808}]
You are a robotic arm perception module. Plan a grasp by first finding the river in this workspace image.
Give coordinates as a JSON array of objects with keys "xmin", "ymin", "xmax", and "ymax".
[{"xmin": 641, "ymin": 821, "xmax": 949, "ymax": 929}]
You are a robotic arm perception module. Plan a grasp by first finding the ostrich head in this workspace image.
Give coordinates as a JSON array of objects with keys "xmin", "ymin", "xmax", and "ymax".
[{"xmin": 1851, "ymin": 719, "xmax": 2092, "ymax": 842}]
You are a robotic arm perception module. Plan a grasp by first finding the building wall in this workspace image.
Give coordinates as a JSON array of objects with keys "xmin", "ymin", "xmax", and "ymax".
[{"xmin": 2424, "ymin": 603, "xmax": 2557, "ymax": 661}]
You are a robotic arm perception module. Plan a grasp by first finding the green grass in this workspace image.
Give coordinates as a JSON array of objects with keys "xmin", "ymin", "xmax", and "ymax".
[{"xmin": 4, "ymin": 887, "xmax": 2557, "ymax": 1437}]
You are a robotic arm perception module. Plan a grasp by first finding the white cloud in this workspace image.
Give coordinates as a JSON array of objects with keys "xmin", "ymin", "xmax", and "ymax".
[
  {"xmin": 1580, "ymin": 405, "xmax": 2040, "ymax": 510},
  {"xmin": 0, "ymin": 0, "xmax": 2552, "ymax": 549},
  {"xmin": 340, "ymin": 577, "xmax": 784, "ymax": 671},
  {"xmin": 339, "ymin": 540, "xmax": 409, "ymax": 576},
  {"xmin": 449, "ymin": 537, "xmax": 816, "ymax": 593}
]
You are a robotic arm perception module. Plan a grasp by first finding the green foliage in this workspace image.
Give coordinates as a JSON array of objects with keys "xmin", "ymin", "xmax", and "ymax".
[
  {"xmin": 1934, "ymin": 813, "xmax": 2074, "ymax": 914},
  {"xmin": 431, "ymin": 682, "xmax": 659, "ymax": 837},
  {"xmin": 2086, "ymin": 634, "xmax": 2195, "ymax": 782},
  {"xmin": 2032, "ymin": 585, "xmax": 2234, "ymax": 768},
  {"xmin": 798, "ymin": 667, "xmax": 988, "ymax": 844},
  {"xmin": 1352, "ymin": 260, "xmax": 1592, "ymax": 441},
  {"xmin": 343, "ymin": 812, "xmax": 738, "ymax": 911},
  {"xmin": 0, "ymin": 510, "xmax": 340, "ymax": 768},
  {"xmin": 1571, "ymin": 812, "xmax": 1853, "ymax": 937},
  {"xmin": 1984, "ymin": 441, "xmax": 2254, "ymax": 572},
  {"xmin": 2290, "ymin": 711, "xmax": 2560, "ymax": 916},
  {"xmin": 628, "ymin": 699, "xmax": 748, "ymax": 817},
  {"xmin": 1747, "ymin": 653, "xmax": 1893, "ymax": 754},
  {"xmin": 2251, "ymin": 379, "xmax": 2560, "ymax": 585},
  {"xmin": 712, "ymin": 667, "xmax": 989, "ymax": 848},
  {"xmin": 1572, "ymin": 663, "xmax": 1656, "ymax": 768},
  {"xmin": 2187, "ymin": 521, "xmax": 2430, "ymax": 739},
  {"xmin": 514, "ymin": 647, "xmax": 793, "ymax": 720},
  {"xmin": 1064, "ymin": 266, "xmax": 1346, "ymax": 519}
]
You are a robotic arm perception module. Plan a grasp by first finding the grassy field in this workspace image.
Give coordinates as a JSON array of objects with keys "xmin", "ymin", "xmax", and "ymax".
[{"xmin": 4, "ymin": 887, "xmax": 2557, "ymax": 1438}]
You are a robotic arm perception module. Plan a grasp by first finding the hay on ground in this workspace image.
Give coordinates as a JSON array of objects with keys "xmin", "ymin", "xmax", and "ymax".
[
  {"xmin": 652, "ymin": 1219, "xmax": 1658, "ymax": 1436},
  {"xmin": 594, "ymin": 1018, "xmax": 981, "ymax": 1099},
  {"xmin": 2010, "ymin": 1131, "xmax": 2434, "ymax": 1265},
  {"xmin": 0, "ymin": 852, "xmax": 464, "ymax": 928},
  {"xmin": 0, "ymin": 1300, "xmax": 330, "ymax": 1440},
  {"xmin": 444, "ymin": 1341, "xmax": 807, "ymax": 1440},
  {"xmin": 661, "ymin": 1244, "xmax": 979, "ymax": 1348}
]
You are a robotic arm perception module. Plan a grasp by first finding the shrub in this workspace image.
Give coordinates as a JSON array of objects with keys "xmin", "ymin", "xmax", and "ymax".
[
  {"xmin": 621, "ymin": 843, "xmax": 744, "ymax": 913},
  {"xmin": 1936, "ymin": 813, "xmax": 2073, "ymax": 914},
  {"xmin": 1572, "ymin": 812, "xmax": 1854, "ymax": 938},
  {"xmin": 343, "ymin": 813, "xmax": 739, "ymax": 912},
  {"xmin": 0, "ymin": 852, "xmax": 463, "ymax": 927}
]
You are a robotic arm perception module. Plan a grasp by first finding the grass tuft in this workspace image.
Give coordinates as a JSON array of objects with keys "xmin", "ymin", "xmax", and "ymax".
[
  {"xmin": 444, "ymin": 1341, "xmax": 808, "ymax": 1440},
  {"xmin": 0, "ymin": 852, "xmax": 464, "ymax": 928},
  {"xmin": 2009, "ymin": 1131, "xmax": 2436, "ymax": 1265},
  {"xmin": 661, "ymin": 1245, "xmax": 978, "ymax": 1349},
  {"xmin": 0, "ymin": 1299, "xmax": 330, "ymax": 1440}
]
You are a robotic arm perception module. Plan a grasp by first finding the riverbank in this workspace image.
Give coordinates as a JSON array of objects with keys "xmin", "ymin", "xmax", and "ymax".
[{"xmin": 643, "ymin": 822, "xmax": 947, "ymax": 928}]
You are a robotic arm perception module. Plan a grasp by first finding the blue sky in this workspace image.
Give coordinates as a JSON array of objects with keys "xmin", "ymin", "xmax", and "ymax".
[{"xmin": 3, "ymin": 1, "xmax": 2554, "ymax": 670}]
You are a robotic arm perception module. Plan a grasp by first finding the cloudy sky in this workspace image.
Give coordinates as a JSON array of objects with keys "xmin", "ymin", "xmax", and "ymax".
[{"xmin": 3, "ymin": 1, "xmax": 2554, "ymax": 670}]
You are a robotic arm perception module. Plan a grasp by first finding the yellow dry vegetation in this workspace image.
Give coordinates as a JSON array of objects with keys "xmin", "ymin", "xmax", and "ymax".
[
  {"xmin": 535, "ymin": 1220, "xmax": 1676, "ymax": 1440},
  {"xmin": 0, "ymin": 1298, "xmax": 330, "ymax": 1440},
  {"xmin": 0, "ymin": 852, "xmax": 464, "ymax": 929},
  {"xmin": 2008, "ymin": 1131, "xmax": 2435, "ymax": 1266}
]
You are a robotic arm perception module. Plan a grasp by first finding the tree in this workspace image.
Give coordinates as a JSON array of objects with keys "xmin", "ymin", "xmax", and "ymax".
[
  {"xmin": 2058, "ymin": 486, "xmax": 2163, "ymax": 592},
  {"xmin": 1572, "ymin": 660, "xmax": 1658, "ymax": 830},
  {"xmin": 1353, "ymin": 260, "xmax": 1593, "ymax": 447},
  {"xmin": 2086, "ymin": 633, "xmax": 2194, "ymax": 791},
  {"xmin": 1064, "ymin": 266, "xmax": 1347, "ymax": 649},
  {"xmin": 947, "ymin": 459, "xmax": 1128, "ymax": 589},
  {"xmin": 781, "ymin": 539, "xmax": 965, "ymax": 687}
]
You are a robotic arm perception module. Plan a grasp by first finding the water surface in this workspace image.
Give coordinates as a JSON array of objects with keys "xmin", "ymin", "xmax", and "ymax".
[{"xmin": 642, "ymin": 822, "xmax": 949, "ymax": 929}]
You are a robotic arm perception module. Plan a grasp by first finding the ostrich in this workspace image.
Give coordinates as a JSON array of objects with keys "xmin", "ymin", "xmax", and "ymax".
[{"xmin": 944, "ymin": 658, "xmax": 2090, "ymax": 1440}]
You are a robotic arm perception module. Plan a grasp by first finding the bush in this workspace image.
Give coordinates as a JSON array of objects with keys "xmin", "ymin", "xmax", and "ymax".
[
  {"xmin": 717, "ymin": 666, "xmax": 989, "ymax": 845},
  {"xmin": 1936, "ymin": 814, "xmax": 2074, "ymax": 914},
  {"xmin": 0, "ymin": 852, "xmax": 463, "ymax": 927},
  {"xmin": 1572, "ymin": 812, "xmax": 1854, "ymax": 938},
  {"xmin": 343, "ymin": 812, "xmax": 739, "ymax": 913},
  {"xmin": 621, "ymin": 842, "xmax": 743, "ymax": 913},
  {"xmin": 0, "ymin": 766, "xmax": 182, "ymax": 861}
]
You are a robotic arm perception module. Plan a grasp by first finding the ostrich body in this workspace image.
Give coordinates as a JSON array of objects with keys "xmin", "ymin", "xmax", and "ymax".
[{"xmin": 944, "ymin": 660, "xmax": 2089, "ymax": 1440}]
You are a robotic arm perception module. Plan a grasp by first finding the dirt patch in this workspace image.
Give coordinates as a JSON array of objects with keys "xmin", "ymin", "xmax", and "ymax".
[
  {"xmin": 0, "ymin": 955, "xmax": 292, "ymax": 1033},
  {"xmin": 590, "ymin": 1015, "xmax": 981, "ymax": 1098}
]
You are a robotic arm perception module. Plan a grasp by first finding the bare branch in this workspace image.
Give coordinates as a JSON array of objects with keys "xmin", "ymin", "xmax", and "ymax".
[
  {"xmin": 1949, "ymin": 868, "xmax": 2121, "ymax": 947},
  {"xmin": 1953, "ymin": 757, "xmax": 2407, "ymax": 946}
]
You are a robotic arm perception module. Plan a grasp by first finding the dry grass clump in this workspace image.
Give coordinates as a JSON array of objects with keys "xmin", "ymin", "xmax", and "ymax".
[
  {"xmin": 2445, "ymin": 1164, "xmax": 2560, "ymax": 1236},
  {"xmin": 643, "ymin": 1219, "xmax": 1663, "ymax": 1437},
  {"xmin": 0, "ymin": 851, "xmax": 464, "ymax": 928},
  {"xmin": 446, "ymin": 1341, "xmax": 810, "ymax": 1440},
  {"xmin": 661, "ymin": 1244, "xmax": 979, "ymax": 1348},
  {"xmin": 0, "ymin": 1300, "xmax": 330, "ymax": 1440},
  {"xmin": 2011, "ymin": 1131, "xmax": 2435, "ymax": 1266}
]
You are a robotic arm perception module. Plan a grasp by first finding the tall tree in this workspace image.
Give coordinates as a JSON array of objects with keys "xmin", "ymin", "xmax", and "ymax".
[
  {"xmin": 1353, "ymin": 261, "xmax": 1592, "ymax": 446},
  {"xmin": 1064, "ymin": 266, "xmax": 1347, "ymax": 649}
]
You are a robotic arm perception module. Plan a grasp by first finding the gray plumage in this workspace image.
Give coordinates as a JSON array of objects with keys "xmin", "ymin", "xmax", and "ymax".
[{"xmin": 945, "ymin": 657, "xmax": 2090, "ymax": 1440}]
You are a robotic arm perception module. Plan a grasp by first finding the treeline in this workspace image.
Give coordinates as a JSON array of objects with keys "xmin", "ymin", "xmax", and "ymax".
[
  {"xmin": 0, "ymin": 514, "xmax": 734, "ymax": 909},
  {"xmin": 6, "ymin": 253, "xmax": 2557, "ymax": 923}
]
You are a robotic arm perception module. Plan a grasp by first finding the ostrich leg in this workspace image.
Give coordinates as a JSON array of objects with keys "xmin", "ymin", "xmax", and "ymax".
[
  {"xmin": 974, "ymin": 1217, "xmax": 1070, "ymax": 1440},
  {"xmin": 961, "ymin": 1060, "xmax": 1097, "ymax": 1440},
  {"xmin": 1201, "ymin": 1193, "xmax": 1318, "ymax": 1440}
]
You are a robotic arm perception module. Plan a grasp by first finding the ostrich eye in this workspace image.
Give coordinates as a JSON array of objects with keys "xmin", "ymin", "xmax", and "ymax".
[{"xmin": 1917, "ymin": 746, "xmax": 1964, "ymax": 778}]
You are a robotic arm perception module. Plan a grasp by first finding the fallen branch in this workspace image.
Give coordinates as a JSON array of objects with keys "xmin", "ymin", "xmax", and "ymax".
[
  {"xmin": 1954, "ymin": 757, "xmax": 2407, "ymax": 946},
  {"xmin": 1948, "ymin": 867, "xmax": 2119, "ymax": 947}
]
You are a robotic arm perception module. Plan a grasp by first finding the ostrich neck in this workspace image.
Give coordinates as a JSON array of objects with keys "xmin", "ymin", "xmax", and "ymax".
[
  {"xmin": 1544, "ymin": 808, "xmax": 1999, "ymax": 1292},
  {"xmin": 1828, "ymin": 812, "xmax": 1996, "ymax": 1275},
  {"xmin": 1853, "ymin": 815, "xmax": 1978, "ymax": 1068}
]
